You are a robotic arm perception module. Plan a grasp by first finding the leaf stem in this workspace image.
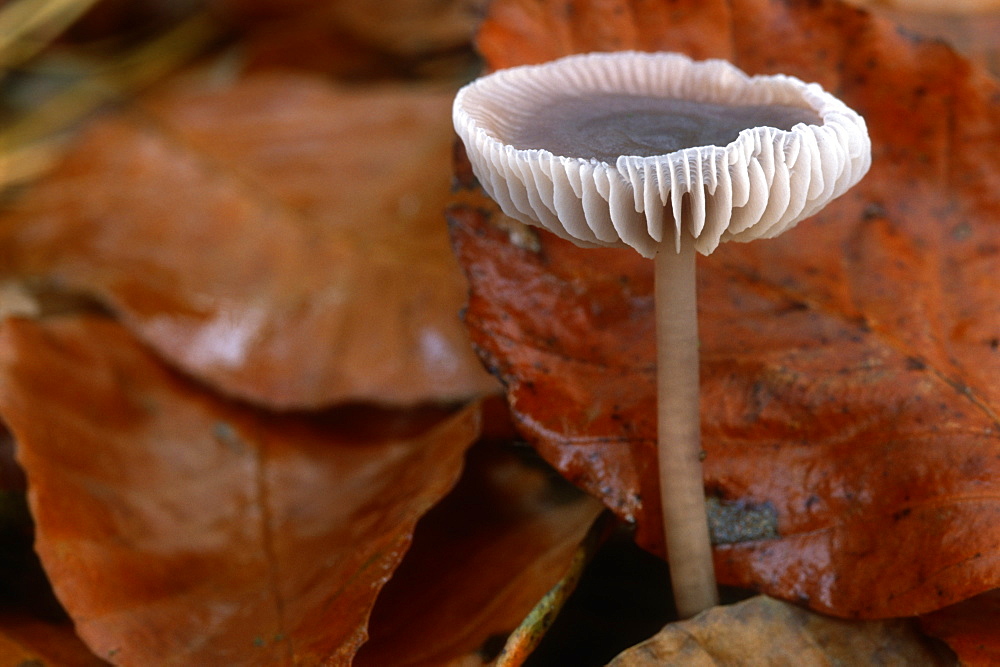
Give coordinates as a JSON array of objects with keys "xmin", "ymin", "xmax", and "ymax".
[
  {"xmin": 655, "ymin": 235, "xmax": 718, "ymax": 618},
  {"xmin": 493, "ymin": 511, "xmax": 616, "ymax": 667}
]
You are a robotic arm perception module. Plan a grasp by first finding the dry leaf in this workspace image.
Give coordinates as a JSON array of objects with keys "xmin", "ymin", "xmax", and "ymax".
[
  {"xmin": 216, "ymin": 0, "xmax": 483, "ymax": 79},
  {"xmin": 607, "ymin": 596, "xmax": 951, "ymax": 666},
  {"xmin": 449, "ymin": 0, "xmax": 1000, "ymax": 617},
  {"xmin": 0, "ymin": 73, "xmax": 496, "ymax": 409},
  {"xmin": 217, "ymin": 0, "xmax": 481, "ymax": 56},
  {"xmin": 0, "ymin": 443, "xmax": 100, "ymax": 666},
  {"xmin": 0, "ymin": 611, "xmax": 107, "ymax": 667},
  {"xmin": 0, "ymin": 429, "xmax": 24, "ymax": 493},
  {"xmin": 919, "ymin": 589, "xmax": 1000, "ymax": 666},
  {"xmin": 328, "ymin": 0, "xmax": 483, "ymax": 58},
  {"xmin": 0, "ymin": 315, "xmax": 481, "ymax": 664},
  {"xmin": 844, "ymin": 0, "xmax": 999, "ymax": 11},
  {"xmin": 357, "ymin": 434, "xmax": 603, "ymax": 666},
  {"xmin": 842, "ymin": 2, "xmax": 1000, "ymax": 75}
]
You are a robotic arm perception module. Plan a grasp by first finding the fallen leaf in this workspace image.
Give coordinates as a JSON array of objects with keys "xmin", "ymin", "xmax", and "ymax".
[
  {"xmin": 0, "ymin": 457, "xmax": 99, "ymax": 667},
  {"xmin": 235, "ymin": 20, "xmax": 413, "ymax": 80},
  {"xmin": 357, "ymin": 432, "xmax": 603, "ymax": 667},
  {"xmin": 334, "ymin": 0, "xmax": 482, "ymax": 61},
  {"xmin": 919, "ymin": 589, "xmax": 1000, "ymax": 666},
  {"xmin": 0, "ymin": 445, "xmax": 68, "ymax": 628},
  {"xmin": 0, "ymin": 314, "xmax": 481, "ymax": 664},
  {"xmin": 0, "ymin": 73, "xmax": 497, "ymax": 410},
  {"xmin": 0, "ymin": 611, "xmax": 107, "ymax": 667},
  {"xmin": 218, "ymin": 0, "xmax": 481, "ymax": 56},
  {"xmin": 839, "ymin": 3, "xmax": 1000, "ymax": 76},
  {"xmin": 845, "ymin": 0, "xmax": 998, "ymax": 11},
  {"xmin": 0, "ymin": 429, "xmax": 24, "ymax": 493},
  {"xmin": 607, "ymin": 596, "xmax": 951, "ymax": 666},
  {"xmin": 215, "ymin": 0, "xmax": 483, "ymax": 80},
  {"xmin": 450, "ymin": 0, "xmax": 1000, "ymax": 617}
]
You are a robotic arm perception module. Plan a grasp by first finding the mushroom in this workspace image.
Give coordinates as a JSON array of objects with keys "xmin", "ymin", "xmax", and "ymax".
[{"xmin": 452, "ymin": 51, "xmax": 871, "ymax": 618}]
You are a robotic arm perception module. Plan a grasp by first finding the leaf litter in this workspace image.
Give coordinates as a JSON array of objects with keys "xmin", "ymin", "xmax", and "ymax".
[{"xmin": 2, "ymin": 0, "xmax": 999, "ymax": 662}]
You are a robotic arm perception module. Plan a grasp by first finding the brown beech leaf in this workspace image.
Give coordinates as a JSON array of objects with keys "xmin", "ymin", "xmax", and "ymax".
[
  {"xmin": 357, "ymin": 431, "xmax": 603, "ymax": 666},
  {"xmin": 0, "ymin": 455, "xmax": 102, "ymax": 667},
  {"xmin": 0, "ymin": 73, "xmax": 496, "ymax": 409},
  {"xmin": 213, "ymin": 0, "xmax": 483, "ymax": 80},
  {"xmin": 919, "ymin": 589, "xmax": 1000, "ymax": 666},
  {"xmin": 323, "ymin": 0, "xmax": 483, "ymax": 59},
  {"xmin": 607, "ymin": 596, "xmax": 950, "ymax": 666},
  {"xmin": 0, "ymin": 315, "xmax": 481, "ymax": 664},
  {"xmin": 449, "ymin": 0, "xmax": 1000, "ymax": 618},
  {"xmin": 0, "ymin": 612, "xmax": 107, "ymax": 667},
  {"xmin": 841, "ymin": 4, "xmax": 1000, "ymax": 76},
  {"xmin": 217, "ymin": 0, "xmax": 480, "ymax": 56}
]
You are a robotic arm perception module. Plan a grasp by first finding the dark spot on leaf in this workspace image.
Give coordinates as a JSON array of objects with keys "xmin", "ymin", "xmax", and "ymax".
[
  {"xmin": 706, "ymin": 497, "xmax": 779, "ymax": 545},
  {"xmin": 862, "ymin": 201, "xmax": 886, "ymax": 220},
  {"xmin": 780, "ymin": 300, "xmax": 809, "ymax": 313},
  {"xmin": 895, "ymin": 25, "xmax": 929, "ymax": 44},
  {"xmin": 951, "ymin": 221, "xmax": 972, "ymax": 241},
  {"xmin": 213, "ymin": 421, "xmax": 247, "ymax": 454}
]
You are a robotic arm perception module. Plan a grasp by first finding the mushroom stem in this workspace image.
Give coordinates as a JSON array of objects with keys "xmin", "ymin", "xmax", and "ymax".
[{"xmin": 655, "ymin": 234, "xmax": 718, "ymax": 618}]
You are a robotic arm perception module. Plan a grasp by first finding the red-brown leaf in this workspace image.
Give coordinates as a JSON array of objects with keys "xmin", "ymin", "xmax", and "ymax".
[
  {"xmin": 217, "ymin": 0, "xmax": 479, "ymax": 57},
  {"xmin": 919, "ymin": 589, "xmax": 1000, "ymax": 666},
  {"xmin": 0, "ymin": 315, "xmax": 481, "ymax": 664},
  {"xmin": 450, "ymin": 0, "xmax": 1000, "ymax": 618},
  {"xmin": 205, "ymin": 0, "xmax": 484, "ymax": 80},
  {"xmin": 357, "ymin": 433, "xmax": 603, "ymax": 666},
  {"xmin": 0, "ymin": 74, "xmax": 496, "ymax": 409},
  {"xmin": 0, "ymin": 611, "xmax": 107, "ymax": 667}
]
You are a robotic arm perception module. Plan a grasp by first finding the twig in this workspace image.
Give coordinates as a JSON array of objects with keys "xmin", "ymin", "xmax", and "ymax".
[{"xmin": 493, "ymin": 510, "xmax": 617, "ymax": 667}]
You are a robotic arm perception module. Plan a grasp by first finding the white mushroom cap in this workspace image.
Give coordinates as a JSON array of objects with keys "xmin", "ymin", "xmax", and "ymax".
[{"xmin": 453, "ymin": 51, "xmax": 871, "ymax": 257}]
